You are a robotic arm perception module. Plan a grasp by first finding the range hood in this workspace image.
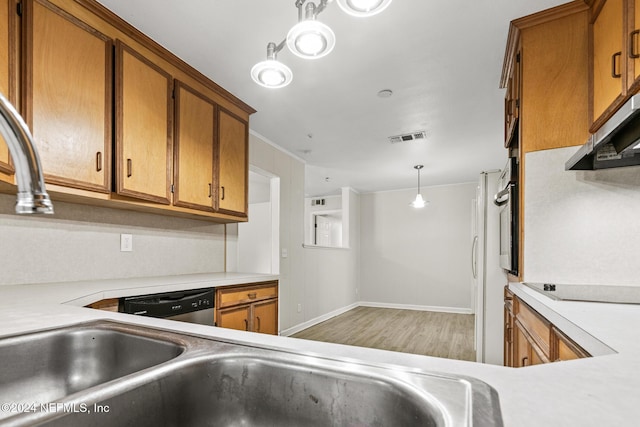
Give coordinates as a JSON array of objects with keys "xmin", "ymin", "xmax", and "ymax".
[{"xmin": 566, "ymin": 94, "xmax": 640, "ymax": 170}]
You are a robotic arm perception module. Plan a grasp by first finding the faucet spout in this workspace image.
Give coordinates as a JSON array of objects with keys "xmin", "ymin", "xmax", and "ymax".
[{"xmin": 0, "ymin": 92, "xmax": 53, "ymax": 214}]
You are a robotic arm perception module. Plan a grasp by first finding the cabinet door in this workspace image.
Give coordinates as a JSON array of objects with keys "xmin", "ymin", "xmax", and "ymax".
[
  {"xmin": 217, "ymin": 108, "xmax": 247, "ymax": 217},
  {"xmin": 504, "ymin": 306, "xmax": 514, "ymax": 367},
  {"xmin": 173, "ymin": 81, "xmax": 216, "ymax": 211},
  {"xmin": 115, "ymin": 41, "xmax": 172, "ymax": 204},
  {"xmin": 217, "ymin": 305, "xmax": 250, "ymax": 331},
  {"xmin": 253, "ymin": 299, "xmax": 278, "ymax": 335},
  {"xmin": 553, "ymin": 327, "xmax": 590, "ymax": 361},
  {"xmin": 592, "ymin": 0, "xmax": 625, "ymax": 124},
  {"xmin": 0, "ymin": 0, "xmax": 14, "ymax": 174},
  {"xmin": 24, "ymin": 0, "xmax": 112, "ymax": 192},
  {"xmin": 514, "ymin": 323, "xmax": 531, "ymax": 367},
  {"xmin": 631, "ymin": 0, "xmax": 640, "ymax": 88}
]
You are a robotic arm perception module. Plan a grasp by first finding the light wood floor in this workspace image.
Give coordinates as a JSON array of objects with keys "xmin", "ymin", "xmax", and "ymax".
[{"xmin": 292, "ymin": 306, "xmax": 476, "ymax": 362}]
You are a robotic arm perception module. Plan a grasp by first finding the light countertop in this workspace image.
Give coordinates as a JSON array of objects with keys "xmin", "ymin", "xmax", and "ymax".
[{"xmin": 1, "ymin": 276, "xmax": 639, "ymax": 426}]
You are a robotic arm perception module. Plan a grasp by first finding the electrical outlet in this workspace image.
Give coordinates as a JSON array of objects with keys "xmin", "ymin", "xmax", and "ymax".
[
  {"xmin": 297, "ymin": 304, "xmax": 302, "ymax": 313},
  {"xmin": 120, "ymin": 234, "xmax": 133, "ymax": 252}
]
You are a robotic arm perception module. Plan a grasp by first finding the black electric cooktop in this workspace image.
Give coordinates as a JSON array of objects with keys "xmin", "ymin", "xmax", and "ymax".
[{"xmin": 523, "ymin": 282, "xmax": 640, "ymax": 305}]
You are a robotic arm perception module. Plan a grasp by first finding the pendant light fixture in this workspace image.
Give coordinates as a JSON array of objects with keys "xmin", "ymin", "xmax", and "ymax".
[
  {"xmin": 251, "ymin": 0, "xmax": 393, "ymax": 88},
  {"xmin": 336, "ymin": 0, "xmax": 394, "ymax": 17},
  {"xmin": 251, "ymin": 41, "xmax": 293, "ymax": 88},
  {"xmin": 410, "ymin": 165, "xmax": 428, "ymax": 208},
  {"xmin": 287, "ymin": 1, "xmax": 336, "ymax": 59}
]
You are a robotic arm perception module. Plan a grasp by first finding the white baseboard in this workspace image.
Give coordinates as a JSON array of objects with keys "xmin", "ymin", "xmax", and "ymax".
[
  {"xmin": 279, "ymin": 302, "xmax": 359, "ymax": 337},
  {"xmin": 358, "ymin": 301, "xmax": 473, "ymax": 315},
  {"xmin": 280, "ymin": 301, "xmax": 472, "ymax": 336}
]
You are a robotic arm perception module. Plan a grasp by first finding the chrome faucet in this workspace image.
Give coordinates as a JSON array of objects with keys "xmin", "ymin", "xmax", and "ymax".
[{"xmin": 0, "ymin": 92, "xmax": 53, "ymax": 214}]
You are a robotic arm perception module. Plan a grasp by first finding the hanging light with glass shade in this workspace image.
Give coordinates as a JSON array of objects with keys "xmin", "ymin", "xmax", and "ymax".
[
  {"xmin": 410, "ymin": 165, "xmax": 428, "ymax": 208},
  {"xmin": 336, "ymin": 0, "xmax": 394, "ymax": 17},
  {"xmin": 251, "ymin": 0, "xmax": 393, "ymax": 88},
  {"xmin": 287, "ymin": 1, "xmax": 336, "ymax": 59},
  {"xmin": 251, "ymin": 41, "xmax": 293, "ymax": 88}
]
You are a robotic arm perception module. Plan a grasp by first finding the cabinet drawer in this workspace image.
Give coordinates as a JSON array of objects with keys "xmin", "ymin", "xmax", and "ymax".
[
  {"xmin": 515, "ymin": 299, "xmax": 551, "ymax": 358},
  {"xmin": 217, "ymin": 282, "xmax": 278, "ymax": 308}
]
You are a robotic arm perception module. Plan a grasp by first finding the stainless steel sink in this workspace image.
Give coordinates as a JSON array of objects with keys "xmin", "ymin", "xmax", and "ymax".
[
  {"xmin": 0, "ymin": 321, "xmax": 503, "ymax": 427},
  {"xmin": 0, "ymin": 321, "xmax": 185, "ymax": 421}
]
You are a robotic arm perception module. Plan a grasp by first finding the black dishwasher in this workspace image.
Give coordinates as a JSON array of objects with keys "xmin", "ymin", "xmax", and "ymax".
[{"xmin": 120, "ymin": 288, "xmax": 215, "ymax": 326}]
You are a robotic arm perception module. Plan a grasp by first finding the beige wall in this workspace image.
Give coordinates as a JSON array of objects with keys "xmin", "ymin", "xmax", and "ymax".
[
  {"xmin": 245, "ymin": 132, "xmax": 360, "ymax": 332},
  {"xmin": 359, "ymin": 183, "xmax": 477, "ymax": 311},
  {"xmin": 524, "ymin": 147, "xmax": 640, "ymax": 285},
  {"xmin": 0, "ymin": 194, "xmax": 225, "ymax": 286}
]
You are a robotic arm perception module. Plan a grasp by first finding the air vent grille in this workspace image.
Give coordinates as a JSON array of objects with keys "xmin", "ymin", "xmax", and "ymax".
[{"xmin": 388, "ymin": 130, "xmax": 428, "ymax": 144}]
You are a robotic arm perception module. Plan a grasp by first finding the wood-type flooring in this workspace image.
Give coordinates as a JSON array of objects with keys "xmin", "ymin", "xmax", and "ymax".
[{"xmin": 292, "ymin": 306, "xmax": 475, "ymax": 361}]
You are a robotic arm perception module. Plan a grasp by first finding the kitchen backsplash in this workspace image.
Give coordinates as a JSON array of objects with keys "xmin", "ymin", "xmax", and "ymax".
[
  {"xmin": 524, "ymin": 146, "xmax": 640, "ymax": 286},
  {"xmin": 0, "ymin": 194, "xmax": 226, "ymax": 286}
]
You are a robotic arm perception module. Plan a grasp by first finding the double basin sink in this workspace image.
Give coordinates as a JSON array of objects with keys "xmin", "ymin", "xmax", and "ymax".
[{"xmin": 0, "ymin": 320, "xmax": 503, "ymax": 426}]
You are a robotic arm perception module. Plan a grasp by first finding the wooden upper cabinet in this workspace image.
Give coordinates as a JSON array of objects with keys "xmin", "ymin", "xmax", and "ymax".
[
  {"xmin": 217, "ymin": 108, "xmax": 248, "ymax": 217},
  {"xmin": 631, "ymin": 0, "xmax": 640, "ymax": 87},
  {"xmin": 0, "ymin": 0, "xmax": 14, "ymax": 175},
  {"xmin": 592, "ymin": 0, "xmax": 625, "ymax": 127},
  {"xmin": 24, "ymin": 0, "xmax": 112, "ymax": 193},
  {"xmin": 115, "ymin": 41, "xmax": 173, "ymax": 204},
  {"xmin": 173, "ymin": 81, "xmax": 216, "ymax": 212}
]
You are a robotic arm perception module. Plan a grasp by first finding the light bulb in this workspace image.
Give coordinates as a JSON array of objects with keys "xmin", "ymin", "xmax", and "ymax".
[
  {"xmin": 251, "ymin": 60, "xmax": 293, "ymax": 88},
  {"xmin": 337, "ymin": 0, "xmax": 393, "ymax": 17},
  {"xmin": 410, "ymin": 194, "xmax": 426, "ymax": 208},
  {"xmin": 287, "ymin": 20, "xmax": 335, "ymax": 59}
]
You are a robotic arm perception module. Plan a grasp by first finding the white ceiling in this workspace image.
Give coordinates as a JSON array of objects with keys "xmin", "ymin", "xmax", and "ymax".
[{"xmin": 96, "ymin": 0, "xmax": 568, "ymax": 196}]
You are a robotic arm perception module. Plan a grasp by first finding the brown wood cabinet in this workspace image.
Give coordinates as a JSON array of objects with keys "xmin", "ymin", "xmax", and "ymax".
[
  {"xmin": 115, "ymin": 40, "xmax": 173, "ymax": 204},
  {"xmin": 24, "ymin": 0, "xmax": 113, "ymax": 193},
  {"xmin": 1, "ymin": 0, "xmax": 254, "ymax": 223},
  {"xmin": 217, "ymin": 108, "xmax": 248, "ymax": 218},
  {"xmin": 216, "ymin": 282, "xmax": 278, "ymax": 335},
  {"xmin": 589, "ymin": 0, "xmax": 640, "ymax": 130},
  {"xmin": 504, "ymin": 288, "xmax": 590, "ymax": 367},
  {"xmin": 0, "ymin": 0, "xmax": 16, "ymax": 177},
  {"xmin": 501, "ymin": 2, "xmax": 590, "ymax": 281},
  {"xmin": 592, "ymin": 0, "xmax": 625, "ymax": 128},
  {"xmin": 173, "ymin": 81, "xmax": 217, "ymax": 212},
  {"xmin": 85, "ymin": 297, "xmax": 119, "ymax": 312}
]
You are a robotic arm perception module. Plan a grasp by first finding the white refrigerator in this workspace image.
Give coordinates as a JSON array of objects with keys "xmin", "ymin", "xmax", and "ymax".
[{"xmin": 472, "ymin": 171, "xmax": 507, "ymax": 365}]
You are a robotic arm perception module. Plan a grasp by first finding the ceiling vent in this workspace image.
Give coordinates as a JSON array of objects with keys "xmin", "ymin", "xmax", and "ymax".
[{"xmin": 388, "ymin": 131, "xmax": 428, "ymax": 144}]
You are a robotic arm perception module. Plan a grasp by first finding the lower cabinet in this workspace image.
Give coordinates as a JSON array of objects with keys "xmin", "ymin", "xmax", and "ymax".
[
  {"xmin": 504, "ymin": 287, "xmax": 589, "ymax": 367},
  {"xmin": 215, "ymin": 281, "xmax": 278, "ymax": 335}
]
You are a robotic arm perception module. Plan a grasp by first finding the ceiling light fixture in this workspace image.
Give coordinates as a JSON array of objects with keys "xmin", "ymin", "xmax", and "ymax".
[
  {"xmin": 336, "ymin": 0, "xmax": 394, "ymax": 17},
  {"xmin": 251, "ymin": 0, "xmax": 393, "ymax": 88},
  {"xmin": 410, "ymin": 165, "xmax": 428, "ymax": 208},
  {"xmin": 287, "ymin": 2, "xmax": 335, "ymax": 59},
  {"xmin": 251, "ymin": 41, "xmax": 293, "ymax": 88}
]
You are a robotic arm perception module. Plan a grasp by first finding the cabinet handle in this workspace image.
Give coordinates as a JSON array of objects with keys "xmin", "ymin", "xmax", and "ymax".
[
  {"xmin": 612, "ymin": 52, "xmax": 622, "ymax": 78},
  {"xmin": 522, "ymin": 356, "xmax": 529, "ymax": 367},
  {"xmin": 631, "ymin": 30, "xmax": 640, "ymax": 59},
  {"xmin": 256, "ymin": 316, "xmax": 261, "ymax": 332},
  {"xmin": 208, "ymin": 183, "xmax": 212, "ymax": 198},
  {"xmin": 506, "ymin": 326, "xmax": 512, "ymax": 344},
  {"xmin": 96, "ymin": 152, "xmax": 102, "ymax": 172},
  {"xmin": 127, "ymin": 159, "xmax": 132, "ymax": 177},
  {"xmin": 221, "ymin": 186, "xmax": 225, "ymax": 200},
  {"xmin": 244, "ymin": 319, "xmax": 248, "ymax": 331},
  {"xmin": 248, "ymin": 292, "xmax": 257, "ymax": 299}
]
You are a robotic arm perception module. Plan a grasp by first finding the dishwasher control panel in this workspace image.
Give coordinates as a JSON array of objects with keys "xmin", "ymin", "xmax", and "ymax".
[{"xmin": 121, "ymin": 288, "xmax": 215, "ymax": 318}]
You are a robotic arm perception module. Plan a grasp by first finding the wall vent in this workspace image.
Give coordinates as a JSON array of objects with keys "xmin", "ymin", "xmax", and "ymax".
[
  {"xmin": 388, "ymin": 130, "xmax": 428, "ymax": 144},
  {"xmin": 311, "ymin": 198, "xmax": 326, "ymax": 206}
]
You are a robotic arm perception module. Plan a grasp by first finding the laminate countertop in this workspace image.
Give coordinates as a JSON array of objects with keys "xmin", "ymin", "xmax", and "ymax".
[{"xmin": 0, "ymin": 276, "xmax": 638, "ymax": 426}]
